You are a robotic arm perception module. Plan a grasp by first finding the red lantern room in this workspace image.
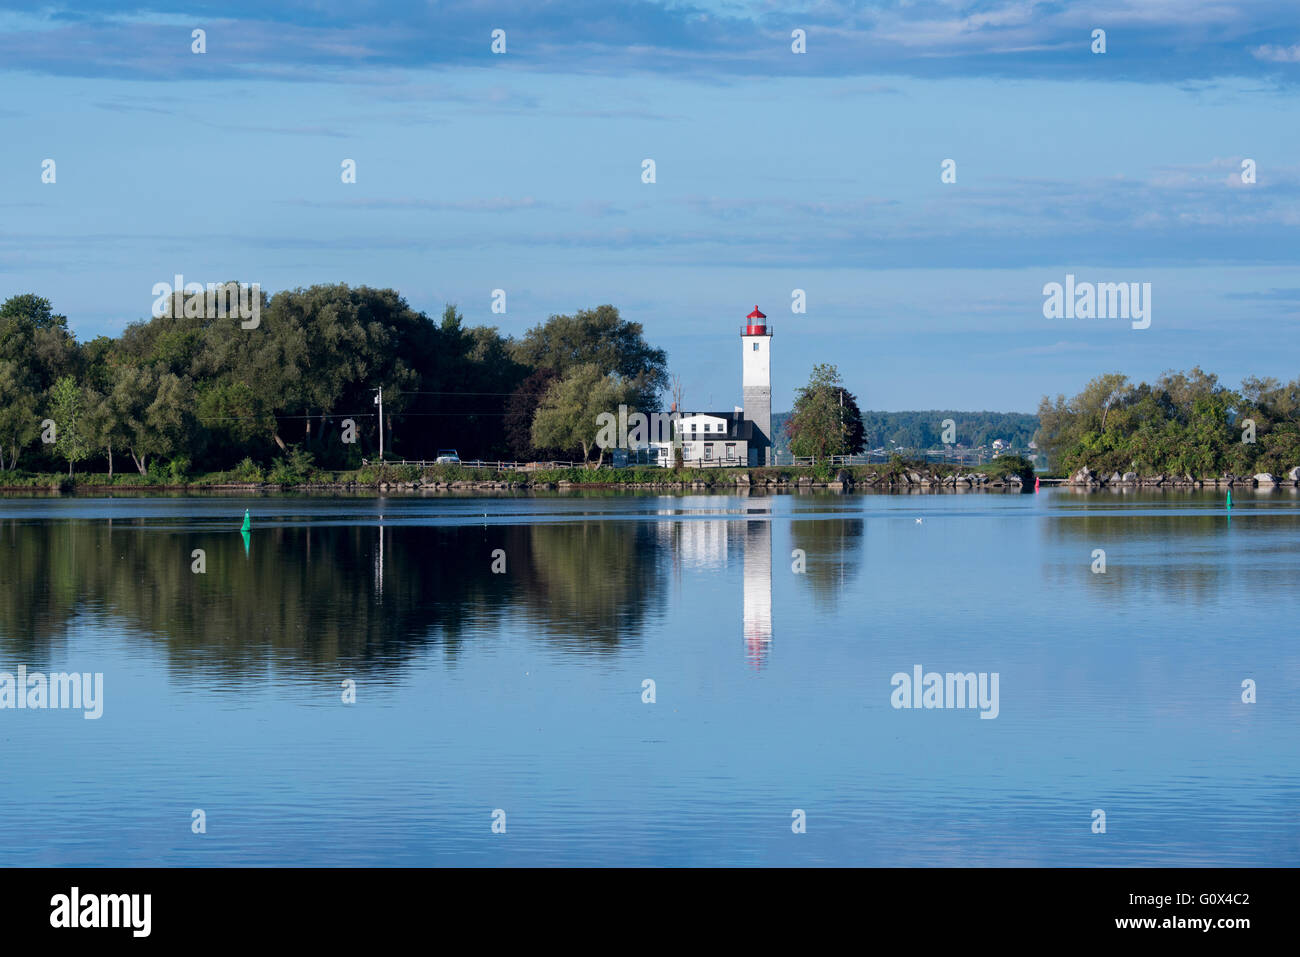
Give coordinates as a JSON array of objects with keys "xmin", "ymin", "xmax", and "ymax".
[{"xmin": 745, "ymin": 305, "xmax": 767, "ymax": 336}]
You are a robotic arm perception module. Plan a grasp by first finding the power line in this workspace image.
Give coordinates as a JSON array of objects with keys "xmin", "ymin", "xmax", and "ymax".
[
  {"xmin": 198, "ymin": 410, "xmax": 514, "ymax": 423},
  {"xmin": 388, "ymin": 390, "xmax": 522, "ymax": 397},
  {"xmin": 385, "ymin": 412, "xmax": 512, "ymax": 417},
  {"xmin": 198, "ymin": 413, "xmax": 378, "ymax": 422}
]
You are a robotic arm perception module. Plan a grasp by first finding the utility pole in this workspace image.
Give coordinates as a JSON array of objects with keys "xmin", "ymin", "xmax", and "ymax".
[
  {"xmin": 839, "ymin": 388, "xmax": 844, "ymax": 456},
  {"xmin": 374, "ymin": 387, "xmax": 383, "ymax": 461}
]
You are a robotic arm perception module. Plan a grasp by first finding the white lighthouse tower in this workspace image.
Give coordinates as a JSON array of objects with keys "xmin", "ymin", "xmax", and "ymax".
[{"xmin": 742, "ymin": 306, "xmax": 772, "ymax": 466}]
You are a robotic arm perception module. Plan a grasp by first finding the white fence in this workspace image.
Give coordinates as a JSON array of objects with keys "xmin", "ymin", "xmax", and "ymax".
[
  {"xmin": 362, "ymin": 459, "xmax": 583, "ymax": 470},
  {"xmin": 366, "ymin": 449, "xmax": 1023, "ymax": 470}
]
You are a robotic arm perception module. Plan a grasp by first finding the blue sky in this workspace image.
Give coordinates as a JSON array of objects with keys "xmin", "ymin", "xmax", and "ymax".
[{"xmin": 2, "ymin": 1, "xmax": 1299, "ymax": 412}]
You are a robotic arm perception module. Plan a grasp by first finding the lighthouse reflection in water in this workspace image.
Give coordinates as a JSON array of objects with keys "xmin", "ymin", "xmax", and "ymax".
[
  {"xmin": 740, "ymin": 517, "xmax": 773, "ymax": 666},
  {"xmin": 661, "ymin": 502, "xmax": 773, "ymax": 666}
]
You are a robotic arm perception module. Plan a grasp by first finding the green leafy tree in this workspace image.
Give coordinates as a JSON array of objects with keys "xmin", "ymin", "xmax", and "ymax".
[
  {"xmin": 1031, "ymin": 368, "xmax": 1300, "ymax": 478},
  {"xmin": 785, "ymin": 364, "xmax": 864, "ymax": 459},
  {"xmin": 0, "ymin": 288, "xmax": 683, "ymax": 474},
  {"xmin": 103, "ymin": 363, "xmax": 195, "ymax": 475},
  {"xmin": 0, "ymin": 295, "xmax": 78, "ymax": 390},
  {"xmin": 0, "ymin": 360, "xmax": 38, "ymax": 470},
  {"xmin": 531, "ymin": 363, "xmax": 640, "ymax": 466},
  {"xmin": 511, "ymin": 305, "xmax": 667, "ymax": 411},
  {"xmin": 0, "ymin": 295, "xmax": 79, "ymax": 471},
  {"xmin": 48, "ymin": 376, "xmax": 91, "ymax": 476}
]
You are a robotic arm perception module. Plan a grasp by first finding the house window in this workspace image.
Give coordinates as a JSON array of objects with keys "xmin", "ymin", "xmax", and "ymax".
[
  {"xmin": 725, "ymin": 443, "xmax": 736, "ymax": 460},
  {"xmin": 683, "ymin": 444, "xmax": 692, "ymax": 460},
  {"xmin": 704, "ymin": 444, "xmax": 713, "ymax": 460}
]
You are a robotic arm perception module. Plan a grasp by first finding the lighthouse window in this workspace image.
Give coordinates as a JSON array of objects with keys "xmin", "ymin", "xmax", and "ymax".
[{"xmin": 752, "ymin": 342, "xmax": 759, "ymax": 351}]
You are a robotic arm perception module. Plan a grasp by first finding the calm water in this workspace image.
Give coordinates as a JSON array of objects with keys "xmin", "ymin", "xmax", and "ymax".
[{"xmin": 1, "ymin": 488, "xmax": 1297, "ymax": 866}]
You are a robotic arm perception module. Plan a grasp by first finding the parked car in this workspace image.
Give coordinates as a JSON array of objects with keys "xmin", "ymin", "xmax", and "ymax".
[{"xmin": 434, "ymin": 449, "xmax": 460, "ymax": 464}]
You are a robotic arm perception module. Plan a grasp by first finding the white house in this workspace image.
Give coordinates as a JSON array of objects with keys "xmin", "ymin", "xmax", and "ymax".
[{"xmin": 671, "ymin": 411, "xmax": 756, "ymax": 467}]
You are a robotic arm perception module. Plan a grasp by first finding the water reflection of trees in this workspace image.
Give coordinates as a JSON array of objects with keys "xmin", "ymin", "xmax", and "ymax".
[
  {"xmin": 0, "ymin": 519, "xmax": 667, "ymax": 677},
  {"xmin": 1039, "ymin": 507, "xmax": 1300, "ymax": 602},
  {"xmin": 789, "ymin": 518, "xmax": 865, "ymax": 607}
]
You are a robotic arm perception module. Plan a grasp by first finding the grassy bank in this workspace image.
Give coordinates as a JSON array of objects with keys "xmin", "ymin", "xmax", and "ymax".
[{"xmin": 0, "ymin": 456, "xmax": 1036, "ymax": 491}]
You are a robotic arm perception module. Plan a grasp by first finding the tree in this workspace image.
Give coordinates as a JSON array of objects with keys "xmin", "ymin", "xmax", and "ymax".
[
  {"xmin": 105, "ymin": 364, "xmax": 155, "ymax": 475},
  {"xmin": 1032, "ymin": 368, "xmax": 1280, "ymax": 477},
  {"xmin": 82, "ymin": 388, "xmax": 115, "ymax": 477},
  {"xmin": 0, "ymin": 360, "xmax": 38, "ymax": 470},
  {"xmin": 0, "ymin": 288, "xmax": 675, "ymax": 475},
  {"xmin": 0, "ymin": 295, "xmax": 78, "ymax": 471},
  {"xmin": 511, "ymin": 305, "xmax": 667, "ymax": 410},
  {"xmin": 0, "ymin": 294, "xmax": 78, "ymax": 392},
  {"xmin": 670, "ymin": 373, "xmax": 685, "ymax": 413},
  {"xmin": 48, "ymin": 376, "xmax": 91, "ymax": 476},
  {"xmin": 1242, "ymin": 374, "xmax": 1300, "ymax": 420},
  {"xmin": 100, "ymin": 362, "xmax": 194, "ymax": 475},
  {"xmin": 1079, "ymin": 373, "xmax": 1131, "ymax": 433},
  {"xmin": 140, "ymin": 372, "xmax": 195, "ymax": 471},
  {"xmin": 504, "ymin": 368, "xmax": 560, "ymax": 460},
  {"xmin": 785, "ymin": 364, "xmax": 864, "ymax": 459},
  {"xmin": 192, "ymin": 284, "xmax": 427, "ymax": 457},
  {"xmin": 531, "ymin": 364, "xmax": 640, "ymax": 466}
]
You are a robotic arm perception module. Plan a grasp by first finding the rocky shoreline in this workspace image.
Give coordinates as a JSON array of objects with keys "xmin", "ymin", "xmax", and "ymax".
[
  {"xmin": 1067, "ymin": 466, "xmax": 1300, "ymax": 488},
  {"xmin": 165, "ymin": 468, "xmax": 1027, "ymax": 493},
  {"xmin": 20, "ymin": 465, "xmax": 1300, "ymax": 494},
  {"xmin": 3, "ymin": 469, "xmax": 1031, "ymax": 493}
]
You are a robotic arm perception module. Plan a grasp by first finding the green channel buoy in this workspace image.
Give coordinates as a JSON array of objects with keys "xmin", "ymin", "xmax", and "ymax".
[
  {"xmin": 1226, "ymin": 490, "xmax": 1232, "ymax": 510},
  {"xmin": 241, "ymin": 509, "xmax": 251, "ymax": 532}
]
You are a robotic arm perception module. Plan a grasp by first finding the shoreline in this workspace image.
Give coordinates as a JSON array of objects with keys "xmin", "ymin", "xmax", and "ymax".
[
  {"xmin": 5, "ymin": 478, "xmax": 1296, "ymax": 495},
  {"xmin": 5, "ymin": 462, "xmax": 1294, "ymax": 494}
]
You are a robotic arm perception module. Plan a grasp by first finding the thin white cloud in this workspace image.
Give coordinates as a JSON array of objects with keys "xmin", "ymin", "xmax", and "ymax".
[{"xmin": 1253, "ymin": 43, "xmax": 1300, "ymax": 63}]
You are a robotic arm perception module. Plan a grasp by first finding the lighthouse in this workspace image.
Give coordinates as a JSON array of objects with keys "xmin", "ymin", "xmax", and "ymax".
[{"xmin": 742, "ymin": 306, "xmax": 772, "ymax": 466}]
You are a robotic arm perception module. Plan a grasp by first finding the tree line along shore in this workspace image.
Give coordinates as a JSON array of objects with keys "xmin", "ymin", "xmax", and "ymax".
[
  {"xmin": 3, "ymin": 285, "xmax": 1296, "ymax": 486},
  {"xmin": 1037, "ymin": 368, "xmax": 1300, "ymax": 481},
  {"xmin": 0, "ymin": 285, "xmax": 1025, "ymax": 479}
]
